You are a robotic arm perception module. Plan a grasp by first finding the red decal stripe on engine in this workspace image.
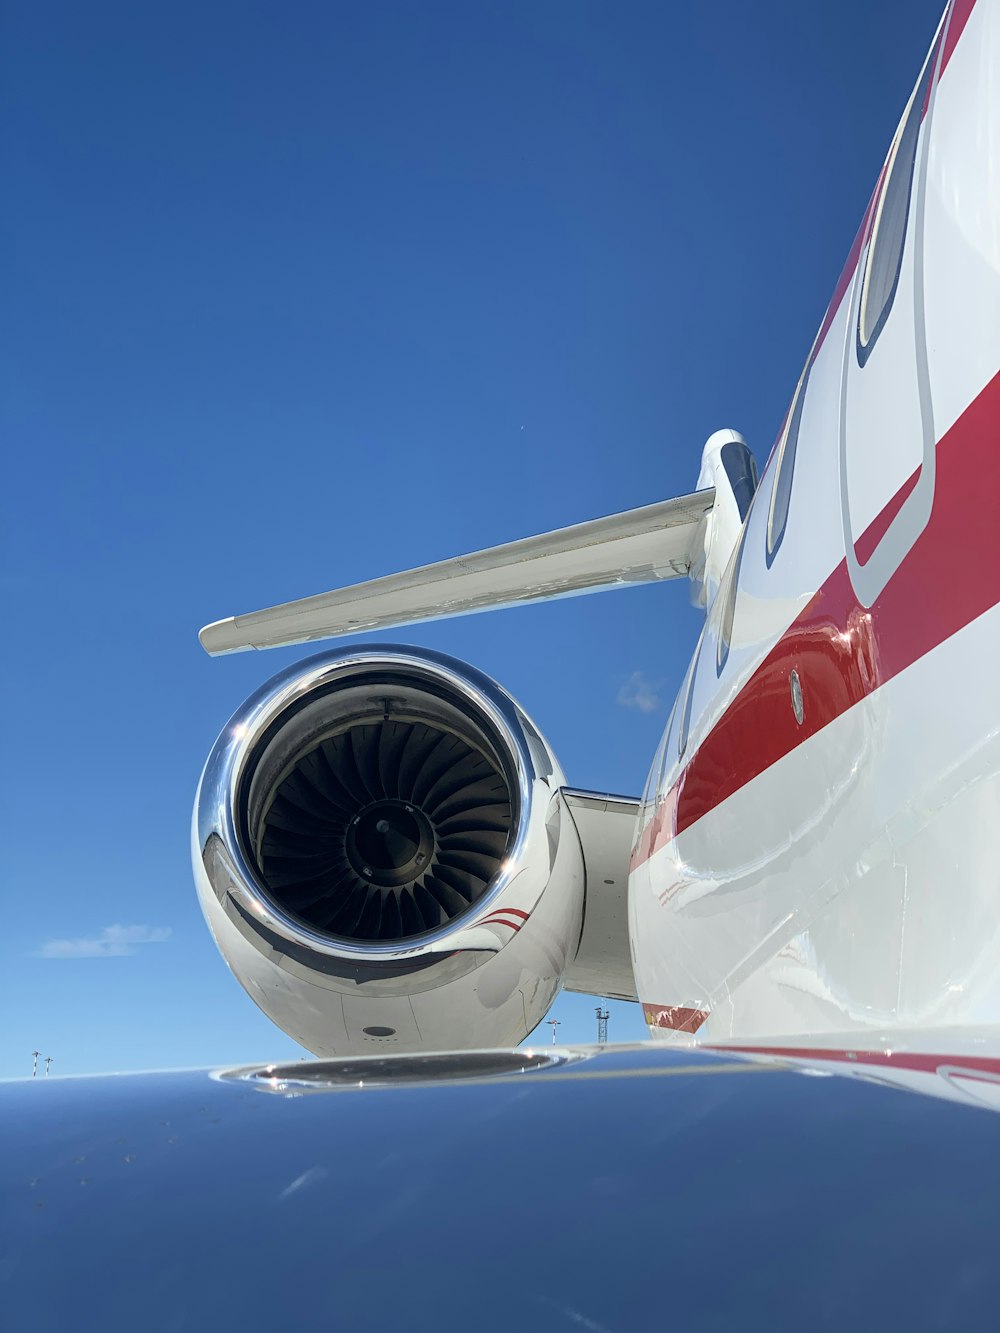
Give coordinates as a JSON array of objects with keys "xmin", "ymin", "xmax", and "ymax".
[
  {"xmin": 479, "ymin": 908, "xmax": 528, "ymax": 932},
  {"xmin": 632, "ymin": 367, "xmax": 1000, "ymax": 870}
]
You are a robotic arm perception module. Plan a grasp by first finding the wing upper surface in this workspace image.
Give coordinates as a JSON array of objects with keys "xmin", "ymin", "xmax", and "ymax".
[{"xmin": 200, "ymin": 489, "xmax": 714, "ymax": 654}]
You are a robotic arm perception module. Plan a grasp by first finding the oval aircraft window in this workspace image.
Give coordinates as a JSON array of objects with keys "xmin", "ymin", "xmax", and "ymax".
[
  {"xmin": 856, "ymin": 52, "xmax": 934, "ymax": 365},
  {"xmin": 655, "ymin": 699, "xmax": 677, "ymax": 799},
  {"xmin": 765, "ymin": 358, "xmax": 810, "ymax": 567},
  {"xmin": 720, "ymin": 440, "xmax": 759, "ymax": 523},
  {"xmin": 677, "ymin": 636, "xmax": 704, "ymax": 759},
  {"xmin": 641, "ymin": 726, "xmax": 668, "ymax": 812},
  {"xmin": 716, "ymin": 522, "xmax": 749, "ymax": 676}
]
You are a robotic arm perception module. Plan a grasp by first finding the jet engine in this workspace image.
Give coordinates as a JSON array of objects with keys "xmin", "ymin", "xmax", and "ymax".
[{"xmin": 193, "ymin": 645, "xmax": 585, "ymax": 1054}]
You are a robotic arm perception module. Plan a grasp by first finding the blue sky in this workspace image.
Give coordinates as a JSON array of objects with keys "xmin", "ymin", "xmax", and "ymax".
[{"xmin": 1, "ymin": 0, "xmax": 943, "ymax": 1077}]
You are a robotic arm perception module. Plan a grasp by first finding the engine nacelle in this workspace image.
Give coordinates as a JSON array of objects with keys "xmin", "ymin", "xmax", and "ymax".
[{"xmin": 193, "ymin": 645, "xmax": 584, "ymax": 1054}]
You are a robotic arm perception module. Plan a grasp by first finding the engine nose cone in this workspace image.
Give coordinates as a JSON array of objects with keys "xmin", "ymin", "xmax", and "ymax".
[{"xmin": 346, "ymin": 800, "xmax": 435, "ymax": 888}]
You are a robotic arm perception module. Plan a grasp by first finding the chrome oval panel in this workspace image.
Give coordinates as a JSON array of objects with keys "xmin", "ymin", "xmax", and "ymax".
[{"xmin": 221, "ymin": 1047, "xmax": 586, "ymax": 1092}]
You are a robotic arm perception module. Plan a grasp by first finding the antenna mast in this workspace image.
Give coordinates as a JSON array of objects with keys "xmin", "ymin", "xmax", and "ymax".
[{"xmin": 595, "ymin": 1006, "xmax": 609, "ymax": 1044}]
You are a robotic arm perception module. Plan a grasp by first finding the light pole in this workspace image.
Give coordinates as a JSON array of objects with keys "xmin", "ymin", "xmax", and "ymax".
[
  {"xmin": 547, "ymin": 1019, "xmax": 561, "ymax": 1045},
  {"xmin": 595, "ymin": 1007, "xmax": 609, "ymax": 1044},
  {"xmin": 32, "ymin": 1050, "xmax": 40, "ymax": 1078},
  {"xmin": 45, "ymin": 1057, "xmax": 53, "ymax": 1077}
]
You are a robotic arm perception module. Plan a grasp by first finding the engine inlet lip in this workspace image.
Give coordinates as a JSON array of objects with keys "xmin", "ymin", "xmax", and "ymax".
[{"xmin": 195, "ymin": 644, "xmax": 538, "ymax": 963}]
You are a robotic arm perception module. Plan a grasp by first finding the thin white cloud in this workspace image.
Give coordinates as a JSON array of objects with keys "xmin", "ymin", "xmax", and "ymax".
[
  {"xmin": 278, "ymin": 1166, "xmax": 328, "ymax": 1202},
  {"xmin": 616, "ymin": 670, "xmax": 663, "ymax": 714},
  {"xmin": 34, "ymin": 924, "xmax": 172, "ymax": 959}
]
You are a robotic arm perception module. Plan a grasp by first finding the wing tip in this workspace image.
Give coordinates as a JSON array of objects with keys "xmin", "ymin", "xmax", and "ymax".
[{"xmin": 199, "ymin": 618, "xmax": 250, "ymax": 656}]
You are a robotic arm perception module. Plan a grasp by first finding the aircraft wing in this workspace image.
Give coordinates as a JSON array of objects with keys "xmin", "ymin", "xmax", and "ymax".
[
  {"xmin": 563, "ymin": 788, "xmax": 639, "ymax": 1002},
  {"xmin": 199, "ymin": 489, "xmax": 714, "ymax": 655},
  {"xmin": 13, "ymin": 1041, "xmax": 1000, "ymax": 1329}
]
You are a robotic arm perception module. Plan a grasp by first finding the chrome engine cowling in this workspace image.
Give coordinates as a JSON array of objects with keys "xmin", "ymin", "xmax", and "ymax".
[{"xmin": 193, "ymin": 646, "xmax": 584, "ymax": 1054}]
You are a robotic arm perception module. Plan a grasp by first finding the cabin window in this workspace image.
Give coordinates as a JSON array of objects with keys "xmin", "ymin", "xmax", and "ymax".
[
  {"xmin": 856, "ymin": 54, "xmax": 934, "ymax": 364},
  {"xmin": 720, "ymin": 441, "xmax": 759, "ymax": 522},
  {"xmin": 642, "ymin": 728, "xmax": 667, "ymax": 811},
  {"xmin": 765, "ymin": 359, "xmax": 810, "ymax": 567},
  {"xmin": 656, "ymin": 700, "xmax": 677, "ymax": 796},
  {"xmin": 716, "ymin": 521, "xmax": 749, "ymax": 675},
  {"xmin": 677, "ymin": 636, "xmax": 704, "ymax": 759}
]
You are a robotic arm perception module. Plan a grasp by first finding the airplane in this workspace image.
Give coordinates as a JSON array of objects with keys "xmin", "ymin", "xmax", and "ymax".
[
  {"xmin": 4, "ymin": 1, "xmax": 1000, "ymax": 1326},
  {"xmin": 190, "ymin": 0, "xmax": 1000, "ymax": 1098}
]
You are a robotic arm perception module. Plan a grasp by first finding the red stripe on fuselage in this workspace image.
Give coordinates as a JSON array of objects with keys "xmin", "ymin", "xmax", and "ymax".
[
  {"xmin": 707, "ymin": 1042, "xmax": 1000, "ymax": 1079},
  {"xmin": 632, "ymin": 367, "xmax": 1000, "ymax": 870},
  {"xmin": 630, "ymin": 3, "xmax": 986, "ymax": 873}
]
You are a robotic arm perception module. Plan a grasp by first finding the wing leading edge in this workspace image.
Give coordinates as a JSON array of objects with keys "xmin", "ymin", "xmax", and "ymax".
[{"xmin": 199, "ymin": 489, "xmax": 714, "ymax": 655}]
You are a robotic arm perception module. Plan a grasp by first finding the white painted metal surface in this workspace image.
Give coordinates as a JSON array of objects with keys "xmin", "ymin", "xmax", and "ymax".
[
  {"xmin": 200, "ymin": 489, "xmax": 714, "ymax": 655},
  {"xmin": 630, "ymin": 0, "xmax": 1000, "ymax": 1045}
]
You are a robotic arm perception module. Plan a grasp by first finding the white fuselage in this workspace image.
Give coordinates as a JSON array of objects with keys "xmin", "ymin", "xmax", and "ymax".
[{"xmin": 629, "ymin": 0, "xmax": 1000, "ymax": 1043}]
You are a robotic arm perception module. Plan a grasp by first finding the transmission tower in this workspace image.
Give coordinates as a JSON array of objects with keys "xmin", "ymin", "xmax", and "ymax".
[{"xmin": 595, "ymin": 1006, "xmax": 609, "ymax": 1044}]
